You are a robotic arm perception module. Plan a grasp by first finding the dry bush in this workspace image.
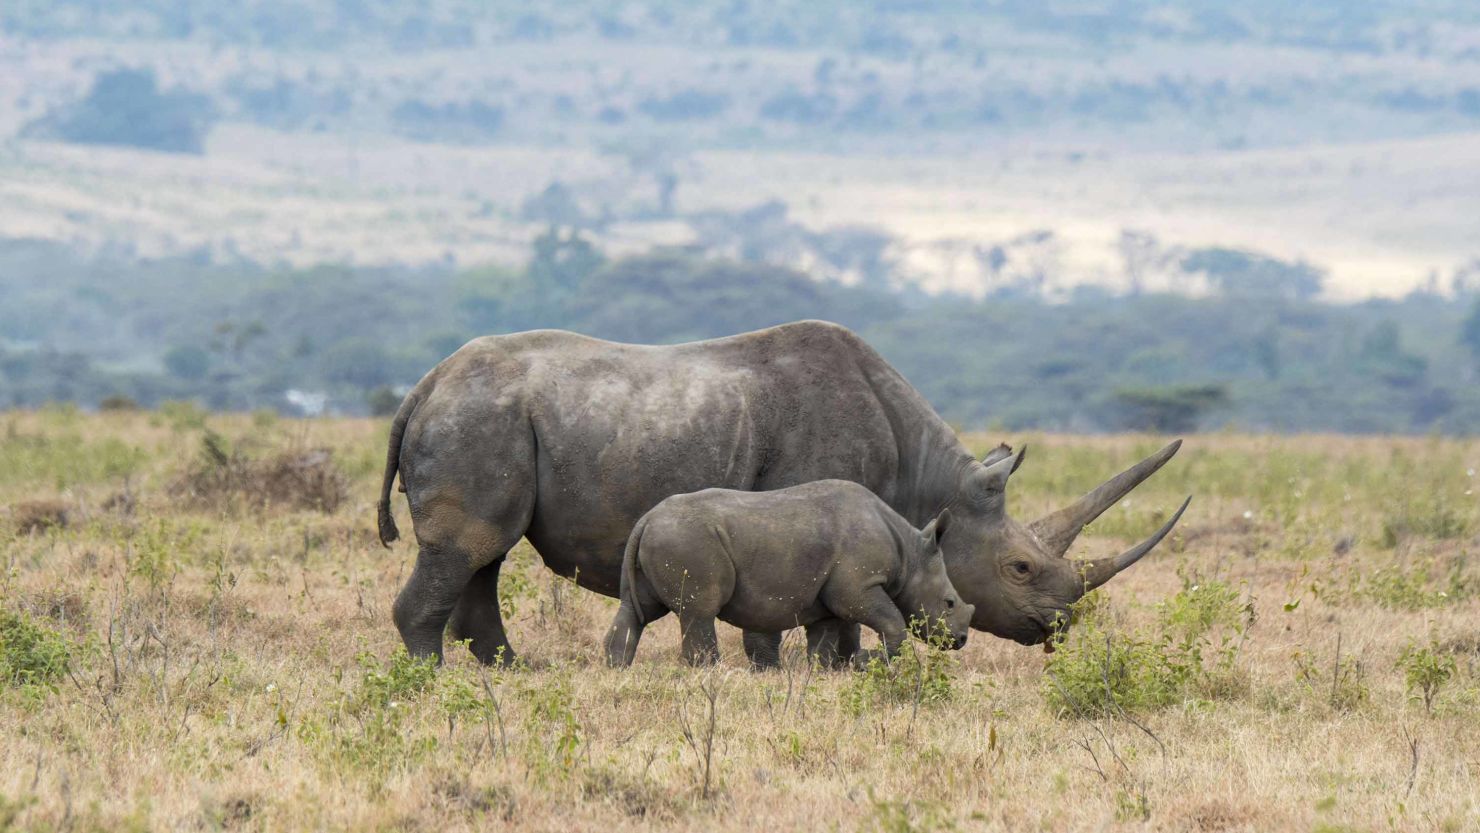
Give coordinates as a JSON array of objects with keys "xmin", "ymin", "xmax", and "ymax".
[
  {"xmin": 171, "ymin": 431, "xmax": 347, "ymax": 513},
  {"xmin": 8, "ymin": 498, "xmax": 72, "ymax": 533}
]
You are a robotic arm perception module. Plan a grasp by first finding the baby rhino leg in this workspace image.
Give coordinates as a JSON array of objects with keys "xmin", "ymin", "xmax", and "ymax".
[
  {"xmin": 605, "ymin": 567, "xmax": 671, "ymax": 668},
  {"xmin": 742, "ymin": 631, "xmax": 783, "ymax": 670},
  {"xmin": 805, "ymin": 619, "xmax": 862, "ymax": 669},
  {"xmin": 680, "ymin": 617, "xmax": 720, "ymax": 666},
  {"xmin": 639, "ymin": 532, "xmax": 735, "ymax": 667}
]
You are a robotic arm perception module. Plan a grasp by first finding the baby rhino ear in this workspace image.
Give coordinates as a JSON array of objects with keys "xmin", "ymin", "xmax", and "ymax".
[{"xmin": 920, "ymin": 509, "xmax": 952, "ymax": 550}]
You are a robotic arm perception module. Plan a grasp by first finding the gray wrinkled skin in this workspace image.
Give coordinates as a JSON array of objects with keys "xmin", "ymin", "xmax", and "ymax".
[
  {"xmin": 605, "ymin": 480, "xmax": 975, "ymax": 668},
  {"xmin": 377, "ymin": 320, "xmax": 1189, "ymax": 665}
]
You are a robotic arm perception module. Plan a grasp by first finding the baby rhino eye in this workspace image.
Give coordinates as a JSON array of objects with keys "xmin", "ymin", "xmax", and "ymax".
[{"xmin": 945, "ymin": 598, "xmax": 955, "ymax": 609}]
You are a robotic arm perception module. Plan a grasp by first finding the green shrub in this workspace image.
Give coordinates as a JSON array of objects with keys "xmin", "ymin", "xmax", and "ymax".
[
  {"xmin": 1380, "ymin": 496, "xmax": 1468, "ymax": 547},
  {"xmin": 842, "ymin": 623, "xmax": 958, "ymax": 715},
  {"xmin": 520, "ymin": 673, "xmax": 583, "ymax": 781},
  {"xmin": 863, "ymin": 791, "xmax": 958, "ymax": 833},
  {"xmin": 355, "ymin": 648, "xmax": 437, "ymax": 712},
  {"xmin": 1044, "ymin": 580, "xmax": 1251, "ymax": 715},
  {"xmin": 1397, "ymin": 640, "xmax": 1456, "ymax": 713},
  {"xmin": 1294, "ymin": 644, "xmax": 1369, "ymax": 712},
  {"xmin": 1348, "ymin": 560, "xmax": 1474, "ymax": 611},
  {"xmin": 298, "ymin": 649, "xmax": 440, "ymax": 786},
  {"xmin": 1, "ymin": 609, "xmax": 73, "ymax": 696}
]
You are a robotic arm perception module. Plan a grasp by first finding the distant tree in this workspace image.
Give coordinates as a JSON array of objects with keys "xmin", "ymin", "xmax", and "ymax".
[
  {"xmin": 1253, "ymin": 327, "xmax": 1281, "ymax": 380},
  {"xmin": 520, "ymin": 182, "xmax": 588, "ymax": 228},
  {"xmin": 570, "ymin": 249, "xmax": 894, "ymax": 344},
  {"xmin": 456, "ymin": 230, "xmax": 605, "ymax": 333},
  {"xmin": 529, "ymin": 228, "xmax": 605, "ymax": 295},
  {"xmin": 163, "ymin": 345, "xmax": 211, "ymax": 381},
  {"xmin": 1461, "ymin": 298, "xmax": 1480, "ymax": 365},
  {"xmin": 24, "ymin": 68, "xmax": 215, "ymax": 154},
  {"xmin": 1182, "ymin": 248, "xmax": 1324, "ymax": 301},
  {"xmin": 366, "ymin": 386, "xmax": 402, "ymax": 417},
  {"xmin": 319, "ymin": 338, "xmax": 395, "ymax": 388},
  {"xmin": 1110, "ymin": 385, "xmax": 1228, "ymax": 433},
  {"xmin": 1358, "ymin": 320, "xmax": 1427, "ymax": 387}
]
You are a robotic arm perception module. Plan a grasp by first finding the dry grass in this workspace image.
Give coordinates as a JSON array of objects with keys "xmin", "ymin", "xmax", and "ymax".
[{"xmin": 2, "ymin": 410, "xmax": 1479, "ymax": 831}]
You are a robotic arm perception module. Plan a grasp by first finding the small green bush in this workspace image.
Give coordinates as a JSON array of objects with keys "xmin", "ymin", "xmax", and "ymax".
[
  {"xmin": 1294, "ymin": 645, "xmax": 1369, "ymax": 712},
  {"xmin": 298, "ymin": 649, "xmax": 441, "ymax": 786},
  {"xmin": 1, "ymin": 609, "xmax": 73, "ymax": 695},
  {"xmin": 355, "ymin": 648, "xmax": 437, "ymax": 712},
  {"xmin": 520, "ymin": 673, "xmax": 583, "ymax": 781},
  {"xmin": 842, "ymin": 623, "xmax": 958, "ymax": 715},
  {"xmin": 1347, "ymin": 560, "xmax": 1474, "ymax": 611},
  {"xmin": 1380, "ymin": 497, "xmax": 1467, "ymax": 547},
  {"xmin": 863, "ymin": 791, "xmax": 958, "ymax": 833},
  {"xmin": 1397, "ymin": 640, "xmax": 1456, "ymax": 713},
  {"xmin": 1044, "ymin": 580, "xmax": 1251, "ymax": 715}
]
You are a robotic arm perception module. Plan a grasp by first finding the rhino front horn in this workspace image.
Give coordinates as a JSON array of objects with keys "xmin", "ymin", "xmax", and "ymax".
[
  {"xmin": 1078, "ymin": 496, "xmax": 1192, "ymax": 591},
  {"xmin": 1029, "ymin": 439, "xmax": 1182, "ymax": 557}
]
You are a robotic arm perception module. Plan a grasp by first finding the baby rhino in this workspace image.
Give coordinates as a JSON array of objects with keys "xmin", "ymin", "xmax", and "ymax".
[{"xmin": 605, "ymin": 479, "xmax": 975, "ymax": 667}]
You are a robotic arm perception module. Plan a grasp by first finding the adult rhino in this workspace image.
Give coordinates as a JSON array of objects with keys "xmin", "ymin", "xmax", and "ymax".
[{"xmin": 377, "ymin": 320, "xmax": 1188, "ymax": 666}]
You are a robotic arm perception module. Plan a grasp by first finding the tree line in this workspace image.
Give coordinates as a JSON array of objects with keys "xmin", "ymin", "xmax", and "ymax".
[{"xmin": 4, "ymin": 234, "xmax": 1480, "ymax": 434}]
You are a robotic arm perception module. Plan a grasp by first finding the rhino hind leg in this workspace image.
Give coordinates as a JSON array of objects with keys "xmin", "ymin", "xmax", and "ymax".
[
  {"xmin": 741, "ymin": 631, "xmax": 782, "ymax": 670},
  {"xmin": 805, "ymin": 619, "xmax": 862, "ymax": 669},
  {"xmin": 394, "ymin": 545, "xmax": 476, "ymax": 663},
  {"xmin": 449, "ymin": 559, "xmax": 518, "ymax": 666},
  {"xmin": 605, "ymin": 572, "xmax": 670, "ymax": 668},
  {"xmin": 679, "ymin": 615, "xmax": 720, "ymax": 666},
  {"xmin": 394, "ymin": 480, "xmax": 534, "ymax": 665}
]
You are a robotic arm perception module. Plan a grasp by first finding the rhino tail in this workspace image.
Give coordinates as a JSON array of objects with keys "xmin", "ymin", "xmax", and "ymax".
[
  {"xmin": 618, "ymin": 514, "xmax": 654, "ymax": 665},
  {"xmin": 377, "ymin": 389, "xmax": 421, "ymax": 548}
]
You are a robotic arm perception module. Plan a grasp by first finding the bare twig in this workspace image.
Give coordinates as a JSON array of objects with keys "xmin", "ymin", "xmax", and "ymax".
[
  {"xmin": 1402, "ymin": 725, "xmax": 1420, "ymax": 798},
  {"xmin": 1332, "ymin": 631, "xmax": 1343, "ymax": 708},
  {"xmin": 677, "ymin": 674, "xmax": 722, "ymax": 800},
  {"xmin": 477, "ymin": 666, "xmax": 509, "ymax": 760},
  {"xmin": 1099, "ymin": 634, "xmax": 1167, "ymax": 766}
]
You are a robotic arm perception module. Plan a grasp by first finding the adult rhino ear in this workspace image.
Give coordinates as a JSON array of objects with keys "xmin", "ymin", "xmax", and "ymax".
[
  {"xmin": 981, "ymin": 443, "xmax": 1014, "ymax": 466},
  {"xmin": 966, "ymin": 444, "xmax": 1026, "ymax": 518},
  {"xmin": 920, "ymin": 508, "xmax": 952, "ymax": 549}
]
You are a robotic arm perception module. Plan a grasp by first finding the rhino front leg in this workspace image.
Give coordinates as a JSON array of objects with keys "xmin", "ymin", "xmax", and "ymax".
[
  {"xmin": 855, "ymin": 589, "xmax": 909, "ymax": 660},
  {"xmin": 742, "ymin": 630, "xmax": 783, "ymax": 670},
  {"xmin": 679, "ymin": 616, "xmax": 720, "ymax": 666},
  {"xmin": 804, "ymin": 619, "xmax": 861, "ymax": 669}
]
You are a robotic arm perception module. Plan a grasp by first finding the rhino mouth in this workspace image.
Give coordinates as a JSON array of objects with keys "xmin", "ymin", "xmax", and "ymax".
[{"xmin": 1008, "ymin": 615, "xmax": 1057, "ymax": 649}]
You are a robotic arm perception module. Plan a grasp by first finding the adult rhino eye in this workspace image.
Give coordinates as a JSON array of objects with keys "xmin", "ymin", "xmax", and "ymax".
[
  {"xmin": 1012, "ymin": 561, "xmax": 1031, "ymax": 576},
  {"xmin": 945, "ymin": 598, "xmax": 955, "ymax": 609}
]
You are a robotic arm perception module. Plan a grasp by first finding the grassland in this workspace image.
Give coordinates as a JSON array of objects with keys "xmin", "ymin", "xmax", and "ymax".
[{"xmin": 2, "ymin": 408, "xmax": 1479, "ymax": 831}]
